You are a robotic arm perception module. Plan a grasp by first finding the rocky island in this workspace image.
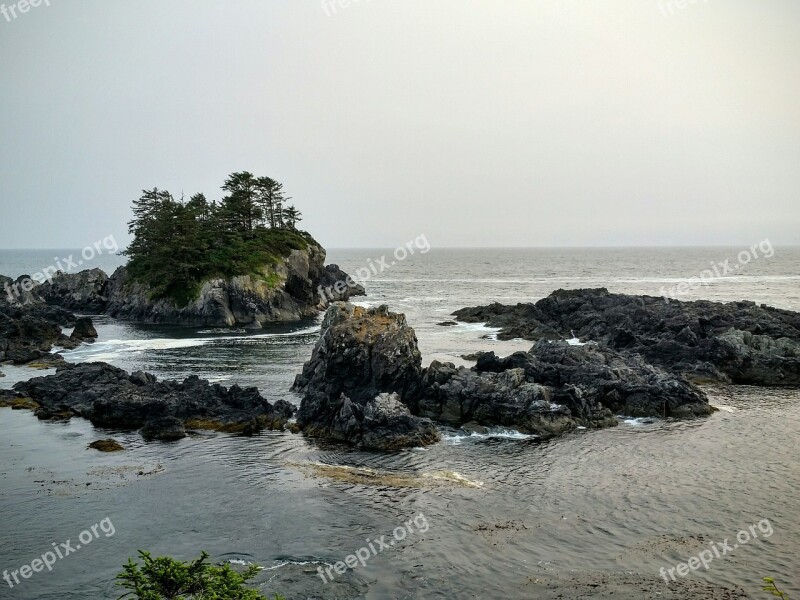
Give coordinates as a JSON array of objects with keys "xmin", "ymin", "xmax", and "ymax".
[{"xmin": 1, "ymin": 172, "xmax": 364, "ymax": 370}]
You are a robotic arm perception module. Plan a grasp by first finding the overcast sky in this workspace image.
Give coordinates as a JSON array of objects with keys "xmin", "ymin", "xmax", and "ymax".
[{"xmin": 1, "ymin": 0, "xmax": 798, "ymax": 249}]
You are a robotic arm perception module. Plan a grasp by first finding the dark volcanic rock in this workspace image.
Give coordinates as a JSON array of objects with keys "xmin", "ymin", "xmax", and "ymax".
[
  {"xmin": 316, "ymin": 264, "xmax": 367, "ymax": 306},
  {"xmin": 476, "ymin": 341, "xmax": 712, "ymax": 418},
  {"xmin": 0, "ymin": 302, "xmax": 85, "ymax": 364},
  {"xmin": 70, "ymin": 317, "xmax": 98, "ymax": 342},
  {"xmin": 417, "ymin": 341, "xmax": 710, "ymax": 437},
  {"xmin": 454, "ymin": 288, "xmax": 800, "ymax": 386},
  {"xmin": 419, "ymin": 360, "xmax": 595, "ymax": 436},
  {"xmin": 38, "ymin": 269, "xmax": 109, "ymax": 313},
  {"xmin": 141, "ymin": 416, "xmax": 187, "ymax": 441},
  {"xmin": 13, "ymin": 362, "xmax": 296, "ymax": 437},
  {"xmin": 306, "ymin": 392, "xmax": 440, "ymax": 451},
  {"xmin": 295, "ymin": 302, "xmax": 714, "ymax": 445},
  {"xmin": 293, "ymin": 303, "xmax": 440, "ymax": 450}
]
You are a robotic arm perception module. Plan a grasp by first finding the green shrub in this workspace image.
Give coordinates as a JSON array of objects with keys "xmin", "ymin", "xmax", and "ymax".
[{"xmin": 116, "ymin": 551, "xmax": 284, "ymax": 600}]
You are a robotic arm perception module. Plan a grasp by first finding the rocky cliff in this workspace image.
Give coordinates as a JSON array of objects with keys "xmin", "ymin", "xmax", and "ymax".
[{"xmin": 36, "ymin": 239, "xmax": 364, "ymax": 328}]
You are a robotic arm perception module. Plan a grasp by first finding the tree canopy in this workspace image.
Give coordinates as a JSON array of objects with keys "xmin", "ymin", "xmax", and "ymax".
[{"xmin": 124, "ymin": 172, "xmax": 309, "ymax": 306}]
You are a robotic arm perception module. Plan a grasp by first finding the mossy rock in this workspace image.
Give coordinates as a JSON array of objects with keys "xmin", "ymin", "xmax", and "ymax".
[
  {"xmin": 88, "ymin": 439, "xmax": 125, "ymax": 452},
  {"xmin": 185, "ymin": 416, "xmax": 287, "ymax": 435},
  {"xmin": 0, "ymin": 397, "xmax": 40, "ymax": 410}
]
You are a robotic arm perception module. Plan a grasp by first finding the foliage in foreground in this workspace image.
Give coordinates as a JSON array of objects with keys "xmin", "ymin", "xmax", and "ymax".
[
  {"xmin": 124, "ymin": 172, "xmax": 311, "ymax": 306},
  {"xmin": 763, "ymin": 578, "xmax": 790, "ymax": 599},
  {"xmin": 117, "ymin": 550, "xmax": 284, "ymax": 600}
]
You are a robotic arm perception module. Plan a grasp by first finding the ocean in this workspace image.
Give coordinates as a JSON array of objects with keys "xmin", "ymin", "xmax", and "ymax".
[{"xmin": 1, "ymin": 246, "xmax": 799, "ymax": 599}]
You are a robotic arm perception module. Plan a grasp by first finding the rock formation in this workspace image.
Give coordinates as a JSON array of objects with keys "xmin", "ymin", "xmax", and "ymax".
[
  {"xmin": 34, "ymin": 244, "xmax": 364, "ymax": 328},
  {"xmin": 294, "ymin": 302, "xmax": 714, "ymax": 448},
  {"xmin": 0, "ymin": 278, "xmax": 90, "ymax": 364},
  {"xmin": 454, "ymin": 288, "xmax": 800, "ymax": 386},
  {"xmin": 11, "ymin": 362, "xmax": 296, "ymax": 438},
  {"xmin": 293, "ymin": 303, "xmax": 439, "ymax": 451}
]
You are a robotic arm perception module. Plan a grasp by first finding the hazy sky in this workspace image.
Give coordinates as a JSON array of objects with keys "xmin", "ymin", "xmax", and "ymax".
[{"xmin": 1, "ymin": 0, "xmax": 798, "ymax": 250}]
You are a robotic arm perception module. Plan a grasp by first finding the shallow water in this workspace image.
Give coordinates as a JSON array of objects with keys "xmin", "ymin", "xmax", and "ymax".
[{"xmin": 1, "ymin": 247, "xmax": 799, "ymax": 598}]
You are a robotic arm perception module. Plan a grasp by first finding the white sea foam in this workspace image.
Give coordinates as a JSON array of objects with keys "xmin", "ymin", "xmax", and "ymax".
[
  {"xmin": 62, "ymin": 327, "xmax": 321, "ymax": 361},
  {"xmin": 443, "ymin": 428, "xmax": 536, "ymax": 445},
  {"xmin": 619, "ymin": 416, "xmax": 658, "ymax": 426}
]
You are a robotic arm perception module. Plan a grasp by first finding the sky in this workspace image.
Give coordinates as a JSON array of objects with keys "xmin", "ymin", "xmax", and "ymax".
[{"xmin": 1, "ymin": 0, "xmax": 799, "ymax": 250}]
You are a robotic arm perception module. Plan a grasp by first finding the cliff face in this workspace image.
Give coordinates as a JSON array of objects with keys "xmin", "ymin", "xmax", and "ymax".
[
  {"xmin": 105, "ymin": 244, "xmax": 326, "ymax": 327},
  {"xmin": 37, "ymin": 240, "xmax": 364, "ymax": 328}
]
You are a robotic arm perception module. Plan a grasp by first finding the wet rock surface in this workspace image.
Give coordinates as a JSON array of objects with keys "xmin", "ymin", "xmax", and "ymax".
[
  {"xmin": 0, "ymin": 278, "xmax": 91, "ymax": 364},
  {"xmin": 295, "ymin": 302, "xmax": 714, "ymax": 446},
  {"xmin": 454, "ymin": 288, "xmax": 800, "ymax": 386},
  {"xmin": 294, "ymin": 303, "xmax": 439, "ymax": 450},
  {"xmin": 11, "ymin": 362, "xmax": 296, "ymax": 438},
  {"xmin": 25, "ymin": 247, "xmax": 363, "ymax": 328}
]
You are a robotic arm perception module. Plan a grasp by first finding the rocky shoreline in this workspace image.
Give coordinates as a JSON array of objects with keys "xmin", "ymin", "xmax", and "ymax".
[
  {"xmin": 453, "ymin": 288, "xmax": 800, "ymax": 386},
  {"xmin": 4, "ymin": 284, "xmax": 800, "ymax": 452},
  {"xmin": 1, "ymin": 361, "xmax": 296, "ymax": 440}
]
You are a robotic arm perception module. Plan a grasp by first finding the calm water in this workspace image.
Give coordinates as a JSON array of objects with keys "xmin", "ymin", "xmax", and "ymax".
[{"xmin": 1, "ymin": 247, "xmax": 799, "ymax": 599}]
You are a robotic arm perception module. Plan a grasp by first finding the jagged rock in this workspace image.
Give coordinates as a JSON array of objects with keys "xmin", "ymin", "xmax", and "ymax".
[
  {"xmin": 454, "ymin": 289, "xmax": 800, "ymax": 386},
  {"xmin": 306, "ymin": 392, "xmax": 440, "ymax": 451},
  {"xmin": 294, "ymin": 303, "xmax": 439, "ymax": 450},
  {"xmin": 475, "ymin": 341, "xmax": 712, "ymax": 418},
  {"xmin": 294, "ymin": 302, "xmax": 716, "ymax": 446},
  {"xmin": 417, "ymin": 341, "xmax": 710, "ymax": 438},
  {"xmin": 1, "ymin": 274, "xmax": 46, "ymax": 306},
  {"xmin": 70, "ymin": 317, "xmax": 98, "ymax": 341},
  {"xmin": 0, "ymin": 276, "xmax": 95, "ymax": 364},
  {"xmin": 418, "ymin": 361, "xmax": 590, "ymax": 436},
  {"xmin": 13, "ymin": 362, "xmax": 296, "ymax": 437},
  {"xmin": 38, "ymin": 269, "xmax": 109, "ymax": 312},
  {"xmin": 316, "ymin": 264, "xmax": 366, "ymax": 307}
]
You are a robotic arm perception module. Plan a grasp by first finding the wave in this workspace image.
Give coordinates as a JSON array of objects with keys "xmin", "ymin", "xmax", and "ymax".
[
  {"xmin": 443, "ymin": 428, "xmax": 537, "ymax": 445},
  {"xmin": 62, "ymin": 326, "xmax": 321, "ymax": 360}
]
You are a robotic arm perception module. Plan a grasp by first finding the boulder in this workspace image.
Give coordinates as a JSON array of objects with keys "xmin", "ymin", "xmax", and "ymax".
[
  {"xmin": 88, "ymin": 439, "xmax": 125, "ymax": 452},
  {"xmin": 70, "ymin": 316, "xmax": 98, "ymax": 342},
  {"xmin": 294, "ymin": 303, "xmax": 439, "ymax": 449},
  {"xmin": 419, "ymin": 361, "xmax": 590, "ymax": 437},
  {"xmin": 38, "ymin": 269, "xmax": 109, "ymax": 312},
  {"xmin": 306, "ymin": 392, "xmax": 440, "ymax": 451},
  {"xmin": 316, "ymin": 264, "xmax": 367, "ymax": 306}
]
